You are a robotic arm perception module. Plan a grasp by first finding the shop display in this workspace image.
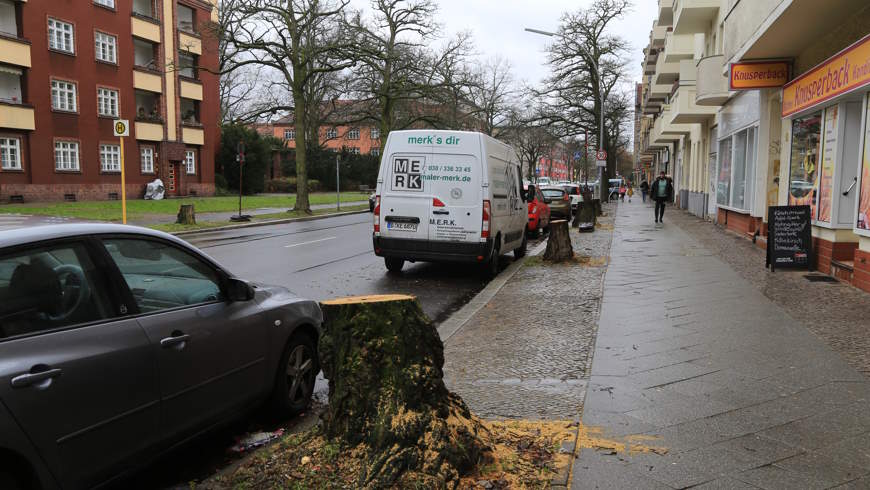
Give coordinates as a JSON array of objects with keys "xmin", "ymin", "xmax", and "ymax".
[
  {"xmin": 788, "ymin": 112, "xmax": 822, "ymax": 219},
  {"xmin": 817, "ymin": 106, "xmax": 838, "ymax": 223}
]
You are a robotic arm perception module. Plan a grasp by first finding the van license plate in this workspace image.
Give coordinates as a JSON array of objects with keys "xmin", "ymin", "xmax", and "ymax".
[{"xmin": 387, "ymin": 222, "xmax": 418, "ymax": 232}]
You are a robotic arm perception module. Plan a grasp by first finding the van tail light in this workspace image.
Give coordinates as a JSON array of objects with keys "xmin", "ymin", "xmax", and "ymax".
[
  {"xmin": 481, "ymin": 200, "xmax": 491, "ymax": 238},
  {"xmin": 373, "ymin": 195, "xmax": 381, "ymax": 233},
  {"xmin": 433, "ymin": 197, "xmax": 446, "ymax": 207}
]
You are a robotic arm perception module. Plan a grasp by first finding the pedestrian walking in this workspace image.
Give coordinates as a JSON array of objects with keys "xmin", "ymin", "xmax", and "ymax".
[
  {"xmin": 627, "ymin": 185, "xmax": 634, "ymax": 203},
  {"xmin": 619, "ymin": 184, "xmax": 626, "ymax": 202},
  {"xmin": 650, "ymin": 171, "xmax": 674, "ymax": 224},
  {"xmin": 640, "ymin": 180, "xmax": 649, "ymax": 203}
]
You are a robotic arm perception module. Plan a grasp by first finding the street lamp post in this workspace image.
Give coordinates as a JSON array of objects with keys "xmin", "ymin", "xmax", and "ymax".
[{"xmin": 525, "ymin": 27, "xmax": 607, "ymax": 202}]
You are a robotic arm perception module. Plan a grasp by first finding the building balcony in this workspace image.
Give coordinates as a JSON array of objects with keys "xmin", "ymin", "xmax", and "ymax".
[
  {"xmin": 0, "ymin": 102, "xmax": 35, "ymax": 131},
  {"xmin": 663, "ymin": 32, "xmax": 694, "ymax": 63},
  {"xmin": 660, "ymin": 103, "xmax": 694, "ymax": 136},
  {"xmin": 651, "ymin": 22, "xmax": 668, "ymax": 46},
  {"xmin": 131, "ymin": 16, "xmax": 161, "ymax": 44},
  {"xmin": 135, "ymin": 121, "xmax": 163, "ymax": 141},
  {"xmin": 670, "ymin": 85, "xmax": 717, "ymax": 124},
  {"xmin": 653, "ymin": 54, "xmax": 680, "ymax": 86},
  {"xmin": 673, "ymin": 0, "xmax": 719, "ymax": 35},
  {"xmin": 134, "ymin": 69, "xmax": 162, "ymax": 93},
  {"xmin": 695, "ymin": 54, "xmax": 730, "ymax": 106},
  {"xmin": 658, "ymin": 0, "xmax": 673, "ymax": 27},
  {"xmin": 180, "ymin": 79, "xmax": 202, "ymax": 101},
  {"xmin": 182, "ymin": 126, "xmax": 204, "ymax": 145},
  {"xmin": 0, "ymin": 36, "xmax": 31, "ymax": 68},
  {"xmin": 178, "ymin": 32, "xmax": 202, "ymax": 55}
]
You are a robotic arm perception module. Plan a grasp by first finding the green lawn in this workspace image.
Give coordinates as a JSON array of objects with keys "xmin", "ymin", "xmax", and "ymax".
[
  {"xmin": 0, "ymin": 193, "xmax": 369, "ymax": 222},
  {"xmin": 148, "ymin": 204, "xmax": 369, "ymax": 233}
]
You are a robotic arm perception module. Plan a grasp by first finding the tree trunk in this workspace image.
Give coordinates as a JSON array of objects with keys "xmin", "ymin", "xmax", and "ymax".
[
  {"xmin": 543, "ymin": 219, "xmax": 573, "ymax": 262},
  {"xmin": 593, "ymin": 198, "xmax": 603, "ymax": 216},
  {"xmin": 292, "ymin": 84, "xmax": 311, "ymax": 214},
  {"xmin": 319, "ymin": 295, "xmax": 491, "ymax": 488},
  {"xmin": 572, "ymin": 201, "xmax": 596, "ymax": 231},
  {"xmin": 176, "ymin": 204, "xmax": 195, "ymax": 225}
]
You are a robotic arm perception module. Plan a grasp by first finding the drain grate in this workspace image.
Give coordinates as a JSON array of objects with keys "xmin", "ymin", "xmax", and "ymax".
[{"xmin": 804, "ymin": 275, "xmax": 838, "ymax": 283}]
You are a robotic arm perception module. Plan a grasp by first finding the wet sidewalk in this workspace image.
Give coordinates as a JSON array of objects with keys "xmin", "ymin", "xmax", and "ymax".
[{"xmin": 573, "ymin": 200, "xmax": 870, "ymax": 489}]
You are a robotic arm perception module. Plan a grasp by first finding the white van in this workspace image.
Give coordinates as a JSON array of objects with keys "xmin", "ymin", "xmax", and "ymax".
[{"xmin": 372, "ymin": 130, "xmax": 528, "ymax": 275}]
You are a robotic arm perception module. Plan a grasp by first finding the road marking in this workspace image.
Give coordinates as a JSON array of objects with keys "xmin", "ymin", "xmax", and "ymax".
[{"xmin": 284, "ymin": 236, "xmax": 337, "ymax": 248}]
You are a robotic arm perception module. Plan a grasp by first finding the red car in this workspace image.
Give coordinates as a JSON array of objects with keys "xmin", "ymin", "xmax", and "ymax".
[{"xmin": 524, "ymin": 184, "xmax": 551, "ymax": 237}]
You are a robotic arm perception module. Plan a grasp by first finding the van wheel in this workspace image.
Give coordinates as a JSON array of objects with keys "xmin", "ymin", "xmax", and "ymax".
[
  {"xmin": 484, "ymin": 243, "xmax": 500, "ymax": 278},
  {"xmin": 514, "ymin": 235, "xmax": 527, "ymax": 258},
  {"xmin": 385, "ymin": 257, "xmax": 404, "ymax": 273}
]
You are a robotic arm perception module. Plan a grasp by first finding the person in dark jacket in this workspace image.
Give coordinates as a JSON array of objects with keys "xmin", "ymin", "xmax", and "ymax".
[
  {"xmin": 650, "ymin": 171, "xmax": 674, "ymax": 223},
  {"xmin": 640, "ymin": 180, "xmax": 649, "ymax": 203}
]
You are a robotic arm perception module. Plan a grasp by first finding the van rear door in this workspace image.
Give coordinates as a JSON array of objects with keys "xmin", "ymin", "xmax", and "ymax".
[
  {"xmin": 381, "ymin": 153, "xmax": 430, "ymax": 242},
  {"xmin": 426, "ymin": 154, "xmax": 481, "ymax": 243}
]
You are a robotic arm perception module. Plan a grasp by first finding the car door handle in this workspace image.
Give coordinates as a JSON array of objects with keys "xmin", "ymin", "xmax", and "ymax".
[
  {"xmin": 11, "ymin": 368, "xmax": 63, "ymax": 389},
  {"xmin": 160, "ymin": 333, "xmax": 191, "ymax": 349},
  {"xmin": 433, "ymin": 210, "xmax": 449, "ymax": 215}
]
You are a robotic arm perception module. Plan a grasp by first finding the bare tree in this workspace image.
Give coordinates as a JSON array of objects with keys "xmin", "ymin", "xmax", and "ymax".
[
  {"xmin": 466, "ymin": 56, "xmax": 517, "ymax": 136},
  {"xmin": 222, "ymin": 0, "xmax": 355, "ymax": 212},
  {"xmin": 502, "ymin": 105, "xmax": 556, "ymax": 183}
]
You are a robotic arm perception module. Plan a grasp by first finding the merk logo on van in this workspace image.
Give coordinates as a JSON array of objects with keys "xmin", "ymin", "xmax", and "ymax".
[{"xmin": 391, "ymin": 157, "xmax": 424, "ymax": 191}]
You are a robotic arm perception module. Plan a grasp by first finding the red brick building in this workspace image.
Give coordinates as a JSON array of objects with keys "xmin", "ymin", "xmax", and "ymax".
[{"xmin": 0, "ymin": 0, "xmax": 219, "ymax": 202}]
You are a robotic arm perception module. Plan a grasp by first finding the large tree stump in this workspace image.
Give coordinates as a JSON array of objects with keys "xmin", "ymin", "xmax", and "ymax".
[
  {"xmin": 543, "ymin": 219, "xmax": 573, "ymax": 262},
  {"xmin": 319, "ymin": 294, "xmax": 491, "ymax": 488},
  {"xmin": 176, "ymin": 204, "xmax": 196, "ymax": 225},
  {"xmin": 572, "ymin": 201, "xmax": 597, "ymax": 229}
]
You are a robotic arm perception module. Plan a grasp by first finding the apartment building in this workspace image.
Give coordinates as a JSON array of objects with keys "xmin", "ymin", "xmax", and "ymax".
[
  {"xmin": 0, "ymin": 0, "xmax": 218, "ymax": 202},
  {"xmin": 269, "ymin": 117, "xmax": 384, "ymax": 157},
  {"xmin": 636, "ymin": 0, "xmax": 870, "ymax": 292}
]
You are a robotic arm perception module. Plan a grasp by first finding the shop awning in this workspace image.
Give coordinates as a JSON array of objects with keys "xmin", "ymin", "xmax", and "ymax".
[{"xmin": 0, "ymin": 65, "xmax": 22, "ymax": 76}]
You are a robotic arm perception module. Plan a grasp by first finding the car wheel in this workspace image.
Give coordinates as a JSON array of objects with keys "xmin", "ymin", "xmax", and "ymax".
[
  {"xmin": 271, "ymin": 333, "xmax": 318, "ymax": 416},
  {"xmin": 385, "ymin": 257, "xmax": 404, "ymax": 273},
  {"xmin": 0, "ymin": 467, "xmax": 28, "ymax": 490},
  {"xmin": 514, "ymin": 234, "xmax": 527, "ymax": 258}
]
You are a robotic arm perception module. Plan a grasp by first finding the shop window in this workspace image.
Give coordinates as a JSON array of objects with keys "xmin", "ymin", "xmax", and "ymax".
[
  {"xmin": 135, "ymin": 89, "xmax": 161, "ymax": 121},
  {"xmin": 100, "ymin": 144, "xmax": 121, "ymax": 172},
  {"xmin": 55, "ymin": 141, "xmax": 80, "ymax": 171},
  {"xmin": 134, "ymin": 38, "xmax": 157, "ymax": 69},
  {"xmin": 0, "ymin": 137, "xmax": 21, "ymax": 170},
  {"xmin": 717, "ymin": 127, "xmax": 757, "ymax": 211},
  {"xmin": 716, "ymin": 138, "xmax": 731, "ymax": 206},
  {"xmin": 0, "ymin": 68, "xmax": 22, "ymax": 104},
  {"xmin": 788, "ymin": 112, "xmax": 822, "ymax": 218},
  {"xmin": 48, "ymin": 18, "xmax": 74, "ymax": 54},
  {"xmin": 140, "ymin": 146, "xmax": 154, "ymax": 173},
  {"xmin": 94, "ymin": 31, "xmax": 117, "ymax": 64},
  {"xmin": 859, "ymin": 101, "xmax": 870, "ymax": 231},
  {"xmin": 180, "ymin": 97, "xmax": 199, "ymax": 124},
  {"xmin": 177, "ymin": 3, "xmax": 195, "ymax": 33}
]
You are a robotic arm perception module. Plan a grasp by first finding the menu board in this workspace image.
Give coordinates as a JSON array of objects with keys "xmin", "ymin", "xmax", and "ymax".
[
  {"xmin": 817, "ymin": 106, "xmax": 838, "ymax": 222},
  {"xmin": 767, "ymin": 205, "xmax": 813, "ymax": 272}
]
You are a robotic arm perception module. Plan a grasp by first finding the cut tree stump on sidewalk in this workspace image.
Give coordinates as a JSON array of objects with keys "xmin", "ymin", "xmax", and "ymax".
[
  {"xmin": 318, "ymin": 294, "xmax": 491, "ymax": 488},
  {"xmin": 572, "ymin": 201, "xmax": 597, "ymax": 230},
  {"xmin": 543, "ymin": 219, "xmax": 574, "ymax": 262},
  {"xmin": 176, "ymin": 204, "xmax": 195, "ymax": 225}
]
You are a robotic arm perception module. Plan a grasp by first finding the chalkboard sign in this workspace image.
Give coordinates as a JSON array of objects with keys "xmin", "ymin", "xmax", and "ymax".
[{"xmin": 766, "ymin": 205, "xmax": 813, "ymax": 272}]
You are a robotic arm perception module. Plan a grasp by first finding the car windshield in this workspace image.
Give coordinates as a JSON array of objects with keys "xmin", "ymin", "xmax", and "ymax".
[{"xmin": 542, "ymin": 189, "xmax": 565, "ymax": 198}]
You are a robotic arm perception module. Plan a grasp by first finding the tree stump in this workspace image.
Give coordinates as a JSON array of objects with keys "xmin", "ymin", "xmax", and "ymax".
[
  {"xmin": 176, "ymin": 204, "xmax": 195, "ymax": 225},
  {"xmin": 572, "ymin": 201, "xmax": 597, "ymax": 228},
  {"xmin": 543, "ymin": 219, "xmax": 573, "ymax": 262},
  {"xmin": 319, "ymin": 294, "xmax": 491, "ymax": 488}
]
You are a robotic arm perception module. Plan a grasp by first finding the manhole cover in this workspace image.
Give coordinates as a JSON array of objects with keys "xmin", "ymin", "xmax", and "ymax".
[
  {"xmin": 804, "ymin": 275, "xmax": 838, "ymax": 283},
  {"xmin": 624, "ymin": 238, "xmax": 653, "ymax": 243}
]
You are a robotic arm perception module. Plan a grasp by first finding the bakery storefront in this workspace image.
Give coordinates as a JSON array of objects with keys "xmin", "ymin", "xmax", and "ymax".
[{"xmin": 781, "ymin": 32, "xmax": 870, "ymax": 291}]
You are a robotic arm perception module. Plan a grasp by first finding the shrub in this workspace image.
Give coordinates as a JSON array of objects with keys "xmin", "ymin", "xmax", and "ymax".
[{"xmin": 264, "ymin": 177, "xmax": 321, "ymax": 194}]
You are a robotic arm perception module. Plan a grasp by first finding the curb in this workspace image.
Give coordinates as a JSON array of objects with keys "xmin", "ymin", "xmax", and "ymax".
[
  {"xmin": 437, "ymin": 240, "xmax": 548, "ymax": 342},
  {"xmin": 169, "ymin": 209, "xmax": 370, "ymax": 237}
]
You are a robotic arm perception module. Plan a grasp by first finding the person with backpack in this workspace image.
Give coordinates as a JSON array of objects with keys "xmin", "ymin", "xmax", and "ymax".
[
  {"xmin": 640, "ymin": 180, "xmax": 649, "ymax": 203},
  {"xmin": 650, "ymin": 171, "xmax": 674, "ymax": 223}
]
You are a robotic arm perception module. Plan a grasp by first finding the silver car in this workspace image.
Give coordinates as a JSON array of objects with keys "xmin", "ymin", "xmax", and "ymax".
[{"xmin": 0, "ymin": 224, "xmax": 322, "ymax": 490}]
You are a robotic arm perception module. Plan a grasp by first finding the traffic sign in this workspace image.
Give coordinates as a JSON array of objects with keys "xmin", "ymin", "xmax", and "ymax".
[
  {"xmin": 596, "ymin": 159, "xmax": 607, "ymax": 167},
  {"xmin": 113, "ymin": 119, "xmax": 129, "ymax": 137},
  {"xmin": 573, "ymin": 151, "xmax": 582, "ymax": 160},
  {"xmin": 596, "ymin": 149, "xmax": 607, "ymax": 161}
]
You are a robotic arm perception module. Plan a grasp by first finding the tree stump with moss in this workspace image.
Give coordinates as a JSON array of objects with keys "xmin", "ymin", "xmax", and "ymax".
[
  {"xmin": 318, "ymin": 294, "xmax": 491, "ymax": 488},
  {"xmin": 176, "ymin": 204, "xmax": 196, "ymax": 225},
  {"xmin": 543, "ymin": 219, "xmax": 573, "ymax": 262}
]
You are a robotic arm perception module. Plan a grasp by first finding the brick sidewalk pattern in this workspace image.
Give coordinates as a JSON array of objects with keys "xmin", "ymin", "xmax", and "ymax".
[{"xmin": 573, "ymin": 200, "xmax": 870, "ymax": 489}]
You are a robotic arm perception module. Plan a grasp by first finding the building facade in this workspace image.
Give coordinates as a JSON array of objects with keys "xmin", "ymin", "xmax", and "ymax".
[
  {"xmin": 635, "ymin": 0, "xmax": 870, "ymax": 293},
  {"xmin": 0, "ymin": 0, "xmax": 219, "ymax": 202},
  {"xmin": 268, "ymin": 116, "xmax": 383, "ymax": 157}
]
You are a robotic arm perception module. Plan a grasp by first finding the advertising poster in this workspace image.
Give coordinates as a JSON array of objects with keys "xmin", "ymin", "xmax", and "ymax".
[
  {"xmin": 858, "ymin": 101, "xmax": 870, "ymax": 231},
  {"xmin": 817, "ymin": 106, "xmax": 838, "ymax": 223}
]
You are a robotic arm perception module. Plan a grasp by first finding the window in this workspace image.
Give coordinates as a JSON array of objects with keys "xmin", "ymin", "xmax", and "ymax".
[
  {"xmin": 370, "ymin": 147, "xmax": 380, "ymax": 157},
  {"xmin": 133, "ymin": 38, "xmax": 156, "ymax": 68},
  {"xmin": 347, "ymin": 128, "xmax": 360, "ymax": 140},
  {"xmin": 180, "ymin": 97, "xmax": 199, "ymax": 124},
  {"xmin": 185, "ymin": 149, "xmax": 196, "ymax": 174},
  {"xmin": 132, "ymin": 0, "xmax": 155, "ymax": 18},
  {"xmin": 100, "ymin": 144, "xmax": 121, "ymax": 172},
  {"xmin": 788, "ymin": 112, "xmax": 822, "ymax": 215},
  {"xmin": 177, "ymin": 50, "xmax": 197, "ymax": 78},
  {"xmin": 177, "ymin": 3, "xmax": 195, "ymax": 33},
  {"xmin": 0, "ymin": 137, "xmax": 21, "ymax": 170},
  {"xmin": 51, "ymin": 80, "xmax": 77, "ymax": 112},
  {"xmin": 94, "ymin": 31, "xmax": 117, "ymax": 63},
  {"xmin": 94, "ymin": 0, "xmax": 115, "ymax": 7},
  {"xmin": 0, "ymin": 243, "xmax": 113, "ymax": 338},
  {"xmin": 350, "ymin": 147, "xmax": 360, "ymax": 154},
  {"xmin": 135, "ymin": 89, "xmax": 160, "ymax": 121},
  {"xmin": 140, "ymin": 146, "xmax": 154, "ymax": 173},
  {"xmin": 102, "ymin": 238, "xmax": 224, "ymax": 314},
  {"xmin": 370, "ymin": 128, "xmax": 380, "ymax": 140},
  {"xmin": 48, "ymin": 18, "xmax": 74, "ymax": 54},
  {"xmin": 0, "ymin": 0, "xmax": 18, "ymax": 37},
  {"xmin": 716, "ymin": 138, "xmax": 731, "ymax": 206},
  {"xmin": 284, "ymin": 129, "xmax": 295, "ymax": 140},
  {"xmin": 0, "ymin": 70, "xmax": 22, "ymax": 103},
  {"xmin": 55, "ymin": 141, "xmax": 80, "ymax": 171},
  {"xmin": 97, "ymin": 87, "xmax": 119, "ymax": 117},
  {"xmin": 717, "ymin": 126, "xmax": 757, "ymax": 211},
  {"xmin": 325, "ymin": 128, "xmax": 338, "ymax": 139}
]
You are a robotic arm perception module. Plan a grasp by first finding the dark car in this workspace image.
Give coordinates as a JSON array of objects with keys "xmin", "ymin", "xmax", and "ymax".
[
  {"xmin": 541, "ymin": 186, "xmax": 572, "ymax": 220},
  {"xmin": 0, "ymin": 224, "xmax": 323, "ymax": 490}
]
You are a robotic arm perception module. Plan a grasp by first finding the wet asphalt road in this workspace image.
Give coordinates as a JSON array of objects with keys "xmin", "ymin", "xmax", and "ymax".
[{"xmin": 114, "ymin": 211, "xmax": 535, "ymax": 489}]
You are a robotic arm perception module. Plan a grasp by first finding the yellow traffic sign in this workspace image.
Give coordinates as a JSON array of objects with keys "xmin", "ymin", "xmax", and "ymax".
[{"xmin": 113, "ymin": 119, "xmax": 130, "ymax": 137}]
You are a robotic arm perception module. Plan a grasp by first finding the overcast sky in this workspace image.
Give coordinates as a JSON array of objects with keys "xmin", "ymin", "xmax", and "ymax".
[{"xmin": 361, "ymin": 0, "xmax": 658, "ymax": 89}]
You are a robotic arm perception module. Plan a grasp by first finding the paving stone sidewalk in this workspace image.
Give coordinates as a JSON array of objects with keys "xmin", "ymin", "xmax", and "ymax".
[{"xmin": 573, "ymin": 199, "xmax": 870, "ymax": 489}]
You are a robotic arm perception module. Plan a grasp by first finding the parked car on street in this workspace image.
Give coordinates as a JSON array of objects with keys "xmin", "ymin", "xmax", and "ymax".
[
  {"xmin": 0, "ymin": 224, "xmax": 323, "ymax": 490},
  {"xmin": 541, "ymin": 186, "xmax": 572, "ymax": 220},
  {"xmin": 561, "ymin": 184, "xmax": 583, "ymax": 211},
  {"xmin": 524, "ymin": 184, "xmax": 550, "ymax": 237}
]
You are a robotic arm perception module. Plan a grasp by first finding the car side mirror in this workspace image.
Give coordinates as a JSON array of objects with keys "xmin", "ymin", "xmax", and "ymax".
[{"xmin": 226, "ymin": 277, "xmax": 255, "ymax": 302}]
